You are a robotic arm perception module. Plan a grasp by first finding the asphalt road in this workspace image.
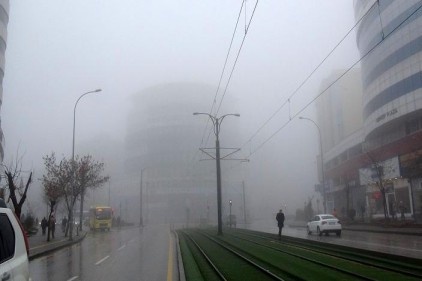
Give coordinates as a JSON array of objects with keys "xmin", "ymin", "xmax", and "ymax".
[
  {"xmin": 29, "ymin": 224, "xmax": 177, "ymax": 281},
  {"xmin": 246, "ymin": 220, "xmax": 422, "ymax": 259}
]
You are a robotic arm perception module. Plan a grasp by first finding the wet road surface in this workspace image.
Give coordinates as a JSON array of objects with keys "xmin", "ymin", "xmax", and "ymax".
[
  {"xmin": 246, "ymin": 220, "xmax": 422, "ymax": 259},
  {"xmin": 29, "ymin": 224, "xmax": 176, "ymax": 281}
]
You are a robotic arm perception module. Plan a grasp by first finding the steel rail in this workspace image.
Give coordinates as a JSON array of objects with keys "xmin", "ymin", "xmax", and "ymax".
[
  {"xmin": 229, "ymin": 231, "xmax": 422, "ymax": 280},
  {"xmin": 235, "ymin": 230, "xmax": 422, "ymax": 278},
  {"xmin": 198, "ymin": 232, "xmax": 291, "ymax": 281},
  {"xmin": 181, "ymin": 231, "xmax": 227, "ymax": 281}
]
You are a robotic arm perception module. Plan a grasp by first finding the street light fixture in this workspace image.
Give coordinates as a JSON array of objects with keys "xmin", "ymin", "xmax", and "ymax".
[
  {"xmin": 70, "ymin": 88, "xmax": 102, "ymax": 240},
  {"xmin": 229, "ymin": 199, "xmax": 232, "ymax": 228},
  {"xmin": 193, "ymin": 112, "xmax": 240, "ymax": 235},
  {"xmin": 299, "ymin": 116, "xmax": 327, "ymax": 213},
  {"xmin": 140, "ymin": 167, "xmax": 147, "ymax": 227}
]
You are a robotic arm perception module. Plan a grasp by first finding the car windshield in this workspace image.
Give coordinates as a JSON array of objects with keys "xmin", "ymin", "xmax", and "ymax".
[{"xmin": 321, "ymin": 215, "xmax": 335, "ymax": 220}]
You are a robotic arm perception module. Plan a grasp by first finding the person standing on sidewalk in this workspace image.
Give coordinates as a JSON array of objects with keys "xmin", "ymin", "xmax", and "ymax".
[
  {"xmin": 41, "ymin": 217, "xmax": 47, "ymax": 235},
  {"xmin": 50, "ymin": 215, "xmax": 56, "ymax": 238},
  {"xmin": 276, "ymin": 209, "xmax": 285, "ymax": 237},
  {"xmin": 61, "ymin": 216, "xmax": 68, "ymax": 233}
]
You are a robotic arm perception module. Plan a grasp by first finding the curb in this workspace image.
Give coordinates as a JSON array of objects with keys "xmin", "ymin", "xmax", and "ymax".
[
  {"xmin": 342, "ymin": 227, "xmax": 422, "ymax": 236},
  {"xmin": 288, "ymin": 224, "xmax": 422, "ymax": 236},
  {"xmin": 28, "ymin": 232, "xmax": 87, "ymax": 261},
  {"xmin": 173, "ymin": 230, "xmax": 186, "ymax": 281}
]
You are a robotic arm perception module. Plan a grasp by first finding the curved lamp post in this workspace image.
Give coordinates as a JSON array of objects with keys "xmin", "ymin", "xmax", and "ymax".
[
  {"xmin": 193, "ymin": 112, "xmax": 240, "ymax": 235},
  {"xmin": 299, "ymin": 116, "xmax": 327, "ymax": 214},
  {"xmin": 70, "ymin": 89, "xmax": 101, "ymax": 240},
  {"xmin": 140, "ymin": 167, "xmax": 148, "ymax": 227},
  {"xmin": 229, "ymin": 199, "xmax": 232, "ymax": 228}
]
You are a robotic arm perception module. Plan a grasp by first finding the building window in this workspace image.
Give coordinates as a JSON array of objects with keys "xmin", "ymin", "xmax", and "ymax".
[{"xmin": 405, "ymin": 119, "xmax": 419, "ymax": 135}]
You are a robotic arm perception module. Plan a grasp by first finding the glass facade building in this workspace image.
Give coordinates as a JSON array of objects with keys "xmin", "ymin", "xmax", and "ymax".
[{"xmin": 319, "ymin": 1, "xmax": 422, "ymax": 220}]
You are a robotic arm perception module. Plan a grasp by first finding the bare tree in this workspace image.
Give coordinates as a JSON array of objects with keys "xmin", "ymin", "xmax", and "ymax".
[
  {"xmin": 42, "ymin": 153, "xmax": 68, "ymax": 240},
  {"xmin": 42, "ymin": 153, "xmax": 109, "ymax": 240},
  {"xmin": 2, "ymin": 154, "xmax": 33, "ymax": 219},
  {"xmin": 365, "ymin": 151, "xmax": 388, "ymax": 220},
  {"xmin": 77, "ymin": 155, "xmax": 109, "ymax": 231}
]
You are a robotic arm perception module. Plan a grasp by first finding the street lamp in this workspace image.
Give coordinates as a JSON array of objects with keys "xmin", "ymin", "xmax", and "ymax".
[
  {"xmin": 299, "ymin": 116, "xmax": 327, "ymax": 213},
  {"xmin": 70, "ymin": 89, "xmax": 101, "ymax": 240},
  {"xmin": 229, "ymin": 199, "xmax": 232, "ymax": 228},
  {"xmin": 140, "ymin": 167, "xmax": 147, "ymax": 227},
  {"xmin": 193, "ymin": 112, "xmax": 240, "ymax": 235}
]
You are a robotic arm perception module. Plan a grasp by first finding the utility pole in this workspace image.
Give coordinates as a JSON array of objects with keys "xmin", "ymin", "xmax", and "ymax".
[
  {"xmin": 229, "ymin": 200, "xmax": 232, "ymax": 228},
  {"xmin": 299, "ymin": 116, "xmax": 327, "ymax": 213},
  {"xmin": 140, "ymin": 168, "xmax": 144, "ymax": 227},
  {"xmin": 215, "ymin": 127, "xmax": 223, "ymax": 234},
  {"xmin": 193, "ymin": 112, "xmax": 240, "ymax": 235},
  {"xmin": 108, "ymin": 180, "xmax": 111, "ymax": 206},
  {"xmin": 242, "ymin": 181, "xmax": 247, "ymax": 225}
]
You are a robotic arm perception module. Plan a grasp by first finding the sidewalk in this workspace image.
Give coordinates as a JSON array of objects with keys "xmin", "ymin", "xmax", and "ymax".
[
  {"xmin": 342, "ymin": 222, "xmax": 422, "ymax": 236},
  {"xmin": 288, "ymin": 220, "xmax": 422, "ymax": 236},
  {"xmin": 28, "ymin": 228, "xmax": 87, "ymax": 260}
]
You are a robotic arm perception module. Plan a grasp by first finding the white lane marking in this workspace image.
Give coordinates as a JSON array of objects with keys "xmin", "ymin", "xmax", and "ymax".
[
  {"xmin": 95, "ymin": 255, "xmax": 110, "ymax": 265},
  {"xmin": 117, "ymin": 244, "xmax": 126, "ymax": 251},
  {"xmin": 67, "ymin": 276, "xmax": 78, "ymax": 281}
]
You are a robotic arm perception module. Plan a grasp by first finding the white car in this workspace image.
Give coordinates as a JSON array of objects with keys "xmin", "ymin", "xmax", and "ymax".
[
  {"xmin": 0, "ymin": 199, "xmax": 31, "ymax": 281},
  {"xmin": 307, "ymin": 214, "xmax": 341, "ymax": 236}
]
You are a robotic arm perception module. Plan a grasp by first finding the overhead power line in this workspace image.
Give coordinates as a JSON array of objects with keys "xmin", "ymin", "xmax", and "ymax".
[
  {"xmin": 215, "ymin": 0, "xmax": 259, "ymax": 117},
  {"xmin": 198, "ymin": 0, "xmax": 245, "ymax": 148},
  {"xmin": 248, "ymin": 1, "xmax": 422, "ymax": 157},
  {"xmin": 202, "ymin": 0, "xmax": 259, "ymax": 148},
  {"xmin": 242, "ymin": 0, "xmax": 379, "ymax": 149}
]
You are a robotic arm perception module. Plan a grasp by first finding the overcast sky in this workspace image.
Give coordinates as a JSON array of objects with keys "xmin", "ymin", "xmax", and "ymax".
[{"xmin": 2, "ymin": 1, "xmax": 360, "ymax": 215}]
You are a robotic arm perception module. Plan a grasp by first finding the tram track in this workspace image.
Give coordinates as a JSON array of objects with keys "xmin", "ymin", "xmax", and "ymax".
[
  {"xmin": 178, "ymin": 228, "xmax": 422, "ymax": 281},
  {"xmin": 231, "ymin": 229, "xmax": 422, "ymax": 279},
  {"xmin": 180, "ymin": 230, "xmax": 289, "ymax": 281}
]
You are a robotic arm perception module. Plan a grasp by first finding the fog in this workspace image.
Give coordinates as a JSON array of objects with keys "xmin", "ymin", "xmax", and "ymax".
[{"xmin": 2, "ymin": 1, "xmax": 360, "ymax": 223}]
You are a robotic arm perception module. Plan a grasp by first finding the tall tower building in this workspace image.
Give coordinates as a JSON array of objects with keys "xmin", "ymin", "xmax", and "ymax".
[
  {"xmin": 354, "ymin": 0, "xmax": 422, "ymax": 147},
  {"xmin": 316, "ymin": 1, "xmax": 422, "ymax": 220},
  {"xmin": 0, "ymin": 0, "xmax": 9, "ymax": 162},
  {"xmin": 125, "ymin": 83, "xmax": 241, "ymax": 224}
]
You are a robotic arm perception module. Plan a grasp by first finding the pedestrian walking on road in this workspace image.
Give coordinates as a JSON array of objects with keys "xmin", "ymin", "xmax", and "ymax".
[
  {"xmin": 41, "ymin": 217, "xmax": 47, "ymax": 235},
  {"xmin": 398, "ymin": 201, "xmax": 406, "ymax": 220},
  {"xmin": 50, "ymin": 215, "xmax": 56, "ymax": 238},
  {"xmin": 276, "ymin": 209, "xmax": 285, "ymax": 237},
  {"xmin": 332, "ymin": 208, "xmax": 338, "ymax": 217},
  {"xmin": 62, "ymin": 216, "xmax": 68, "ymax": 233}
]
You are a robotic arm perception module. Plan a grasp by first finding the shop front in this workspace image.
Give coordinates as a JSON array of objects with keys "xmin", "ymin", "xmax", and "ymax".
[{"xmin": 360, "ymin": 156, "xmax": 413, "ymax": 219}]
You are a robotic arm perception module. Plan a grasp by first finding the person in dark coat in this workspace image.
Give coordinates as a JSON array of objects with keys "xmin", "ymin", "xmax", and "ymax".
[
  {"xmin": 50, "ymin": 215, "xmax": 56, "ymax": 238},
  {"xmin": 62, "ymin": 216, "xmax": 68, "ymax": 233},
  {"xmin": 41, "ymin": 217, "xmax": 47, "ymax": 235},
  {"xmin": 276, "ymin": 209, "xmax": 285, "ymax": 236}
]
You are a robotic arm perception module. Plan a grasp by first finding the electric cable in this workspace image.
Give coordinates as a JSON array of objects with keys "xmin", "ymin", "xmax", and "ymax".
[
  {"xmin": 191, "ymin": 1, "xmax": 245, "ymax": 169},
  {"xmin": 242, "ymin": 0, "xmax": 379, "ymax": 149},
  {"xmin": 201, "ymin": 0, "xmax": 259, "ymax": 149},
  {"xmin": 248, "ymin": 1, "xmax": 422, "ymax": 157}
]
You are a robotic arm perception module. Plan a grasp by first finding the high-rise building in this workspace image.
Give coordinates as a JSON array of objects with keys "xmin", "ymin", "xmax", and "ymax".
[
  {"xmin": 316, "ymin": 69, "xmax": 364, "ymax": 214},
  {"xmin": 317, "ymin": 0, "xmax": 422, "ymax": 220},
  {"xmin": 125, "ymin": 83, "xmax": 241, "ymax": 224},
  {"xmin": 0, "ymin": 0, "xmax": 9, "ymax": 162},
  {"xmin": 354, "ymin": 0, "xmax": 422, "ymax": 219}
]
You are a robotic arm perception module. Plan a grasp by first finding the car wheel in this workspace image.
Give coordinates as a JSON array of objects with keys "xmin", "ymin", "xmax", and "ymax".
[
  {"xmin": 336, "ymin": 230, "xmax": 341, "ymax": 237},
  {"xmin": 307, "ymin": 226, "xmax": 312, "ymax": 235},
  {"xmin": 317, "ymin": 227, "xmax": 322, "ymax": 236}
]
